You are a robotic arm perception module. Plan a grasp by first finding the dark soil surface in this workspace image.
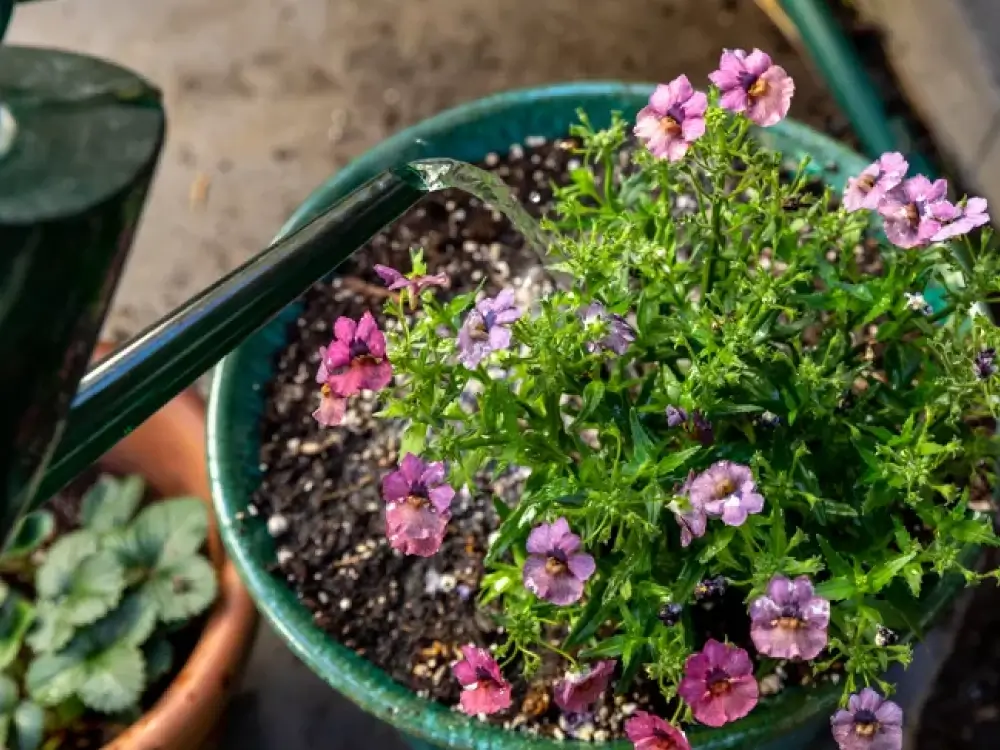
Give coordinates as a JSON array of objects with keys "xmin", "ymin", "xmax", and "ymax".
[
  {"xmin": 249, "ymin": 136, "xmax": 844, "ymax": 741},
  {"xmin": 11, "ymin": 469, "xmax": 209, "ymax": 749}
]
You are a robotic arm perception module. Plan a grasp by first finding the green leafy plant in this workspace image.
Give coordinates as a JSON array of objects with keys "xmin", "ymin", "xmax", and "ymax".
[
  {"xmin": 0, "ymin": 474, "xmax": 217, "ymax": 749},
  {"xmin": 308, "ymin": 49, "xmax": 1000, "ymax": 748}
]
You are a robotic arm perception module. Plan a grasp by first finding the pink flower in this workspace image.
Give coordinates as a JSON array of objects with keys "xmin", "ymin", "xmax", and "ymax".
[
  {"xmin": 678, "ymin": 639, "xmax": 759, "ymax": 727},
  {"xmin": 382, "ymin": 453, "xmax": 455, "ymax": 557},
  {"xmin": 843, "ymin": 153, "xmax": 908, "ymax": 213},
  {"xmin": 553, "ymin": 660, "xmax": 616, "ymax": 713},
  {"xmin": 373, "ymin": 264, "xmax": 449, "ymax": 301},
  {"xmin": 634, "ymin": 75, "xmax": 708, "ymax": 162},
  {"xmin": 831, "ymin": 688, "xmax": 903, "ymax": 750},
  {"xmin": 932, "ymin": 196, "xmax": 990, "ymax": 242},
  {"xmin": 877, "ymin": 176, "xmax": 951, "ymax": 249},
  {"xmin": 457, "ymin": 289, "xmax": 522, "ymax": 369},
  {"xmin": 674, "ymin": 471, "xmax": 707, "ymax": 548},
  {"xmin": 709, "ymin": 48, "xmax": 795, "ymax": 127},
  {"xmin": 624, "ymin": 711, "xmax": 691, "ymax": 750},
  {"xmin": 317, "ymin": 312, "xmax": 393, "ymax": 397},
  {"xmin": 750, "ymin": 575, "xmax": 830, "ymax": 660},
  {"xmin": 312, "ymin": 385, "xmax": 348, "ymax": 427},
  {"xmin": 452, "ymin": 645, "xmax": 512, "ymax": 715},
  {"xmin": 522, "ymin": 518, "xmax": 596, "ymax": 606},
  {"xmin": 687, "ymin": 461, "xmax": 765, "ymax": 527}
]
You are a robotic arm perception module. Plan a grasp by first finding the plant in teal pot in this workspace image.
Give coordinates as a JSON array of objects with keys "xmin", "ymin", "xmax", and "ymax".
[{"xmin": 211, "ymin": 48, "xmax": 1000, "ymax": 750}]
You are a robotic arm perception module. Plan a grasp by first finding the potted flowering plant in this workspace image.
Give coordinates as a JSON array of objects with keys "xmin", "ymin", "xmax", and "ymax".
[{"xmin": 302, "ymin": 48, "xmax": 998, "ymax": 750}]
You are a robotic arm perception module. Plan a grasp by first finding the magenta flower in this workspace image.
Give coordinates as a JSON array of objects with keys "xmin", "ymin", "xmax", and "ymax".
[
  {"xmin": 374, "ymin": 264, "xmax": 449, "ymax": 301},
  {"xmin": 633, "ymin": 75, "xmax": 708, "ymax": 162},
  {"xmin": 553, "ymin": 660, "xmax": 616, "ymax": 713},
  {"xmin": 382, "ymin": 453, "xmax": 455, "ymax": 557},
  {"xmin": 709, "ymin": 48, "xmax": 795, "ymax": 127},
  {"xmin": 624, "ymin": 711, "xmax": 692, "ymax": 750},
  {"xmin": 452, "ymin": 645, "xmax": 512, "ymax": 716},
  {"xmin": 932, "ymin": 196, "xmax": 990, "ymax": 242},
  {"xmin": 522, "ymin": 517, "xmax": 596, "ymax": 606},
  {"xmin": 843, "ymin": 153, "xmax": 908, "ymax": 213},
  {"xmin": 312, "ymin": 385, "xmax": 348, "ymax": 427},
  {"xmin": 678, "ymin": 639, "xmax": 759, "ymax": 727},
  {"xmin": 579, "ymin": 302, "xmax": 636, "ymax": 355},
  {"xmin": 317, "ymin": 312, "xmax": 393, "ymax": 397},
  {"xmin": 750, "ymin": 575, "xmax": 830, "ymax": 660},
  {"xmin": 687, "ymin": 461, "xmax": 765, "ymax": 527},
  {"xmin": 457, "ymin": 289, "xmax": 522, "ymax": 369},
  {"xmin": 877, "ymin": 176, "xmax": 952, "ymax": 249},
  {"xmin": 831, "ymin": 688, "xmax": 903, "ymax": 750}
]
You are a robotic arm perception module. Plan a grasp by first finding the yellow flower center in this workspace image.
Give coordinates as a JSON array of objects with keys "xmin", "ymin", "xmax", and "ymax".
[
  {"xmin": 748, "ymin": 77, "xmax": 769, "ymax": 98},
  {"xmin": 659, "ymin": 115, "xmax": 682, "ymax": 137}
]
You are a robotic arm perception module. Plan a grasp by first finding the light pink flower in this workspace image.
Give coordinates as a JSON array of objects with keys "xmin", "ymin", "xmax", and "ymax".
[
  {"xmin": 709, "ymin": 48, "xmax": 795, "ymax": 127},
  {"xmin": 553, "ymin": 660, "xmax": 616, "ymax": 713},
  {"xmin": 750, "ymin": 575, "xmax": 830, "ymax": 660},
  {"xmin": 877, "ymin": 176, "xmax": 951, "ymax": 249},
  {"xmin": 624, "ymin": 711, "xmax": 692, "ymax": 750},
  {"xmin": 843, "ymin": 153, "xmax": 908, "ymax": 213},
  {"xmin": 382, "ymin": 453, "xmax": 454, "ymax": 557},
  {"xmin": 634, "ymin": 75, "xmax": 708, "ymax": 162},
  {"xmin": 373, "ymin": 264, "xmax": 449, "ymax": 301},
  {"xmin": 312, "ymin": 385, "xmax": 348, "ymax": 427},
  {"xmin": 831, "ymin": 688, "xmax": 903, "ymax": 750},
  {"xmin": 522, "ymin": 518, "xmax": 596, "ymax": 606},
  {"xmin": 452, "ymin": 645, "xmax": 512, "ymax": 715}
]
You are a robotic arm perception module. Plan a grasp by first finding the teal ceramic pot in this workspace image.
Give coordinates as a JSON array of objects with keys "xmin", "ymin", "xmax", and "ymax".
[{"xmin": 208, "ymin": 83, "xmax": 961, "ymax": 750}]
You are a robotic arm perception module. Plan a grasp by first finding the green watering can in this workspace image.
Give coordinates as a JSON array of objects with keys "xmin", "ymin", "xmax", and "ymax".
[{"xmin": 0, "ymin": 40, "xmax": 545, "ymax": 550}]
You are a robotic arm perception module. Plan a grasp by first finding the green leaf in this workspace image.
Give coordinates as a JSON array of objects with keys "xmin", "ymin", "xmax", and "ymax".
[
  {"xmin": 2, "ymin": 511, "xmax": 54, "ymax": 562},
  {"xmin": 398, "ymin": 423, "xmax": 427, "ymax": 458},
  {"xmin": 0, "ymin": 674, "xmax": 18, "ymax": 712},
  {"xmin": 0, "ymin": 595, "xmax": 35, "ymax": 669},
  {"xmin": 698, "ymin": 527, "xmax": 736, "ymax": 564},
  {"xmin": 814, "ymin": 577, "xmax": 857, "ymax": 602},
  {"xmin": 627, "ymin": 408, "xmax": 656, "ymax": 470},
  {"xmin": 868, "ymin": 552, "xmax": 917, "ymax": 594},
  {"xmin": 26, "ymin": 649, "xmax": 87, "ymax": 706},
  {"xmin": 78, "ymin": 644, "xmax": 145, "ymax": 714},
  {"xmin": 82, "ymin": 475, "xmax": 144, "ymax": 533},
  {"xmin": 579, "ymin": 634, "xmax": 627, "ymax": 660},
  {"xmin": 903, "ymin": 563, "xmax": 923, "ymax": 597},
  {"xmin": 142, "ymin": 637, "xmax": 174, "ymax": 683},
  {"xmin": 13, "ymin": 701, "xmax": 45, "ymax": 750},
  {"xmin": 88, "ymin": 593, "xmax": 157, "ymax": 650},
  {"xmin": 816, "ymin": 535, "xmax": 851, "ymax": 578},
  {"xmin": 125, "ymin": 499, "xmax": 209, "ymax": 569},
  {"xmin": 655, "ymin": 446, "xmax": 701, "ymax": 478},
  {"xmin": 27, "ymin": 602, "xmax": 75, "ymax": 654},
  {"xmin": 40, "ymin": 549, "xmax": 125, "ymax": 627},
  {"xmin": 36, "ymin": 531, "xmax": 99, "ymax": 599},
  {"xmin": 143, "ymin": 556, "xmax": 218, "ymax": 623},
  {"xmin": 563, "ymin": 580, "xmax": 610, "ymax": 649},
  {"xmin": 574, "ymin": 381, "xmax": 605, "ymax": 425}
]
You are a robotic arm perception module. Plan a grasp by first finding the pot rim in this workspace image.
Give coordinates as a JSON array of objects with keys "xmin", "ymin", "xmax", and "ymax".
[
  {"xmin": 206, "ymin": 82, "xmax": 956, "ymax": 749},
  {"xmin": 79, "ymin": 343, "xmax": 259, "ymax": 750}
]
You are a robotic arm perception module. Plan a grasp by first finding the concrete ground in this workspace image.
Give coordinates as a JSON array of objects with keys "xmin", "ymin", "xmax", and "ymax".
[{"xmin": 6, "ymin": 0, "xmax": 843, "ymax": 747}]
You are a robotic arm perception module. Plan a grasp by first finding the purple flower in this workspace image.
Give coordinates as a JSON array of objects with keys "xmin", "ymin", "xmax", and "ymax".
[
  {"xmin": 452, "ymin": 645, "xmax": 512, "ymax": 715},
  {"xmin": 974, "ymin": 348, "xmax": 997, "ymax": 380},
  {"xmin": 382, "ymin": 454, "xmax": 455, "ymax": 557},
  {"xmin": 831, "ymin": 688, "xmax": 903, "ymax": 750},
  {"xmin": 317, "ymin": 312, "xmax": 393, "ymax": 397},
  {"xmin": 709, "ymin": 48, "xmax": 795, "ymax": 127},
  {"xmin": 678, "ymin": 639, "xmax": 759, "ymax": 727},
  {"xmin": 553, "ymin": 660, "xmax": 616, "ymax": 713},
  {"xmin": 877, "ymin": 176, "xmax": 952, "ymax": 249},
  {"xmin": 665, "ymin": 405, "xmax": 688, "ymax": 428},
  {"xmin": 624, "ymin": 711, "xmax": 692, "ymax": 750},
  {"xmin": 579, "ymin": 302, "xmax": 636, "ymax": 355},
  {"xmin": 691, "ymin": 410, "xmax": 714, "ymax": 446},
  {"xmin": 750, "ymin": 575, "xmax": 830, "ymax": 660},
  {"xmin": 374, "ymin": 264, "xmax": 449, "ymax": 301},
  {"xmin": 633, "ymin": 75, "xmax": 708, "ymax": 162},
  {"xmin": 675, "ymin": 471, "xmax": 707, "ymax": 547},
  {"xmin": 843, "ymin": 153, "xmax": 908, "ymax": 213},
  {"xmin": 312, "ymin": 385, "xmax": 348, "ymax": 427},
  {"xmin": 522, "ymin": 517, "xmax": 596, "ymax": 606},
  {"xmin": 687, "ymin": 461, "xmax": 765, "ymax": 527},
  {"xmin": 932, "ymin": 196, "xmax": 990, "ymax": 242},
  {"xmin": 457, "ymin": 289, "xmax": 522, "ymax": 369}
]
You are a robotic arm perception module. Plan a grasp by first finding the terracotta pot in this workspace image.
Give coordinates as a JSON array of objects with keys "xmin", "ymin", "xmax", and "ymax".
[{"xmin": 83, "ymin": 342, "xmax": 258, "ymax": 750}]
